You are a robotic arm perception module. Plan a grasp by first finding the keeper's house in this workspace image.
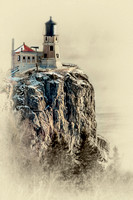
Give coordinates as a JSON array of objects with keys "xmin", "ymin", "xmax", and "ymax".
[{"xmin": 12, "ymin": 43, "xmax": 43, "ymax": 74}]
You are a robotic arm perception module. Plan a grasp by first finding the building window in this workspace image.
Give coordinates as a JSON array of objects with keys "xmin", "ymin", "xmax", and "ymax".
[
  {"xmin": 23, "ymin": 56, "xmax": 26, "ymax": 62},
  {"xmin": 50, "ymin": 46, "xmax": 53, "ymax": 51},
  {"xmin": 27, "ymin": 56, "xmax": 30, "ymax": 62},
  {"xmin": 32, "ymin": 56, "xmax": 35, "ymax": 62},
  {"xmin": 18, "ymin": 55, "xmax": 20, "ymax": 61},
  {"xmin": 56, "ymin": 37, "xmax": 57, "ymax": 41},
  {"xmin": 56, "ymin": 54, "xmax": 59, "ymax": 58},
  {"xmin": 45, "ymin": 37, "xmax": 47, "ymax": 41},
  {"xmin": 44, "ymin": 53, "xmax": 47, "ymax": 58}
]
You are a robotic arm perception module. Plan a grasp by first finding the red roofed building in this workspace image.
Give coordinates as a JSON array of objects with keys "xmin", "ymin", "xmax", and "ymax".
[
  {"xmin": 12, "ymin": 42, "xmax": 43, "ymax": 74},
  {"xmin": 15, "ymin": 43, "xmax": 35, "ymax": 53}
]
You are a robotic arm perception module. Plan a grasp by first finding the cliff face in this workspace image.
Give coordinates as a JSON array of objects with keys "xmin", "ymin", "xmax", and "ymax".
[{"xmin": 10, "ymin": 67, "xmax": 109, "ymax": 175}]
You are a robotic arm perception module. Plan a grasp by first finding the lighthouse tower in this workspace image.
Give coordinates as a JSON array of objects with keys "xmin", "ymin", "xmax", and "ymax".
[{"xmin": 42, "ymin": 17, "xmax": 62, "ymax": 68}]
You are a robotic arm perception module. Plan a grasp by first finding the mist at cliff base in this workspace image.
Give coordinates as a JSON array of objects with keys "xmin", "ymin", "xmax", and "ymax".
[{"xmin": 0, "ymin": 89, "xmax": 133, "ymax": 200}]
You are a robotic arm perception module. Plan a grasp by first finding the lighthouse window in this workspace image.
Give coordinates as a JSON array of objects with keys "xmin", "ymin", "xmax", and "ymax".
[
  {"xmin": 56, "ymin": 54, "xmax": 59, "ymax": 58},
  {"xmin": 50, "ymin": 46, "xmax": 53, "ymax": 51},
  {"xmin": 18, "ymin": 55, "xmax": 20, "ymax": 61}
]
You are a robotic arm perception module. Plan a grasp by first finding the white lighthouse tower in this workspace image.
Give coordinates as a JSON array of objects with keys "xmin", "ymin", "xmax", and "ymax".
[{"xmin": 41, "ymin": 17, "xmax": 62, "ymax": 68}]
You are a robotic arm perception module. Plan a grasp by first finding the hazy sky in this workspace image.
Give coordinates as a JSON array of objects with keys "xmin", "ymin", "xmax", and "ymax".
[{"xmin": 1, "ymin": 0, "xmax": 133, "ymax": 171}]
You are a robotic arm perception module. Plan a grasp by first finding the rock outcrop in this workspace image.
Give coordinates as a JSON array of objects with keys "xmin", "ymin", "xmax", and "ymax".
[{"xmin": 10, "ymin": 67, "xmax": 109, "ymax": 176}]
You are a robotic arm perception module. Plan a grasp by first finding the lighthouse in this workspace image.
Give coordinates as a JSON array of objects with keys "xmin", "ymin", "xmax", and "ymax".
[
  {"xmin": 41, "ymin": 16, "xmax": 62, "ymax": 68},
  {"xmin": 11, "ymin": 17, "xmax": 63, "ymax": 76}
]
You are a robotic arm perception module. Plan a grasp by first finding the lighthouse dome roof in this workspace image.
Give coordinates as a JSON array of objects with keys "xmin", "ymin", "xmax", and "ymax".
[{"xmin": 45, "ymin": 16, "xmax": 56, "ymax": 25}]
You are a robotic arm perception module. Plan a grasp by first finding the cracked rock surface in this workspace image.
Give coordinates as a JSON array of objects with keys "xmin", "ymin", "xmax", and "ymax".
[{"xmin": 10, "ymin": 67, "xmax": 109, "ymax": 175}]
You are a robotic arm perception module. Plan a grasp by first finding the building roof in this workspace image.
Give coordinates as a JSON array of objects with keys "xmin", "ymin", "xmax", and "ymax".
[
  {"xmin": 45, "ymin": 16, "xmax": 56, "ymax": 25},
  {"xmin": 15, "ymin": 43, "xmax": 35, "ymax": 53}
]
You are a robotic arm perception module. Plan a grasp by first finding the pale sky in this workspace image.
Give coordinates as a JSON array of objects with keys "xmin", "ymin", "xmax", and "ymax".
[{"xmin": 1, "ymin": 0, "xmax": 133, "ymax": 171}]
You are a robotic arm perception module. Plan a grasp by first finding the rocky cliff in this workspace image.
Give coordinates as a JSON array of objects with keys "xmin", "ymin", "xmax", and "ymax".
[{"xmin": 9, "ymin": 67, "xmax": 109, "ymax": 176}]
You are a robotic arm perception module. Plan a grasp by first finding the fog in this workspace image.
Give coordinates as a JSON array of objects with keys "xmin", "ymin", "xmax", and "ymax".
[{"xmin": 1, "ymin": 0, "xmax": 133, "ymax": 199}]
